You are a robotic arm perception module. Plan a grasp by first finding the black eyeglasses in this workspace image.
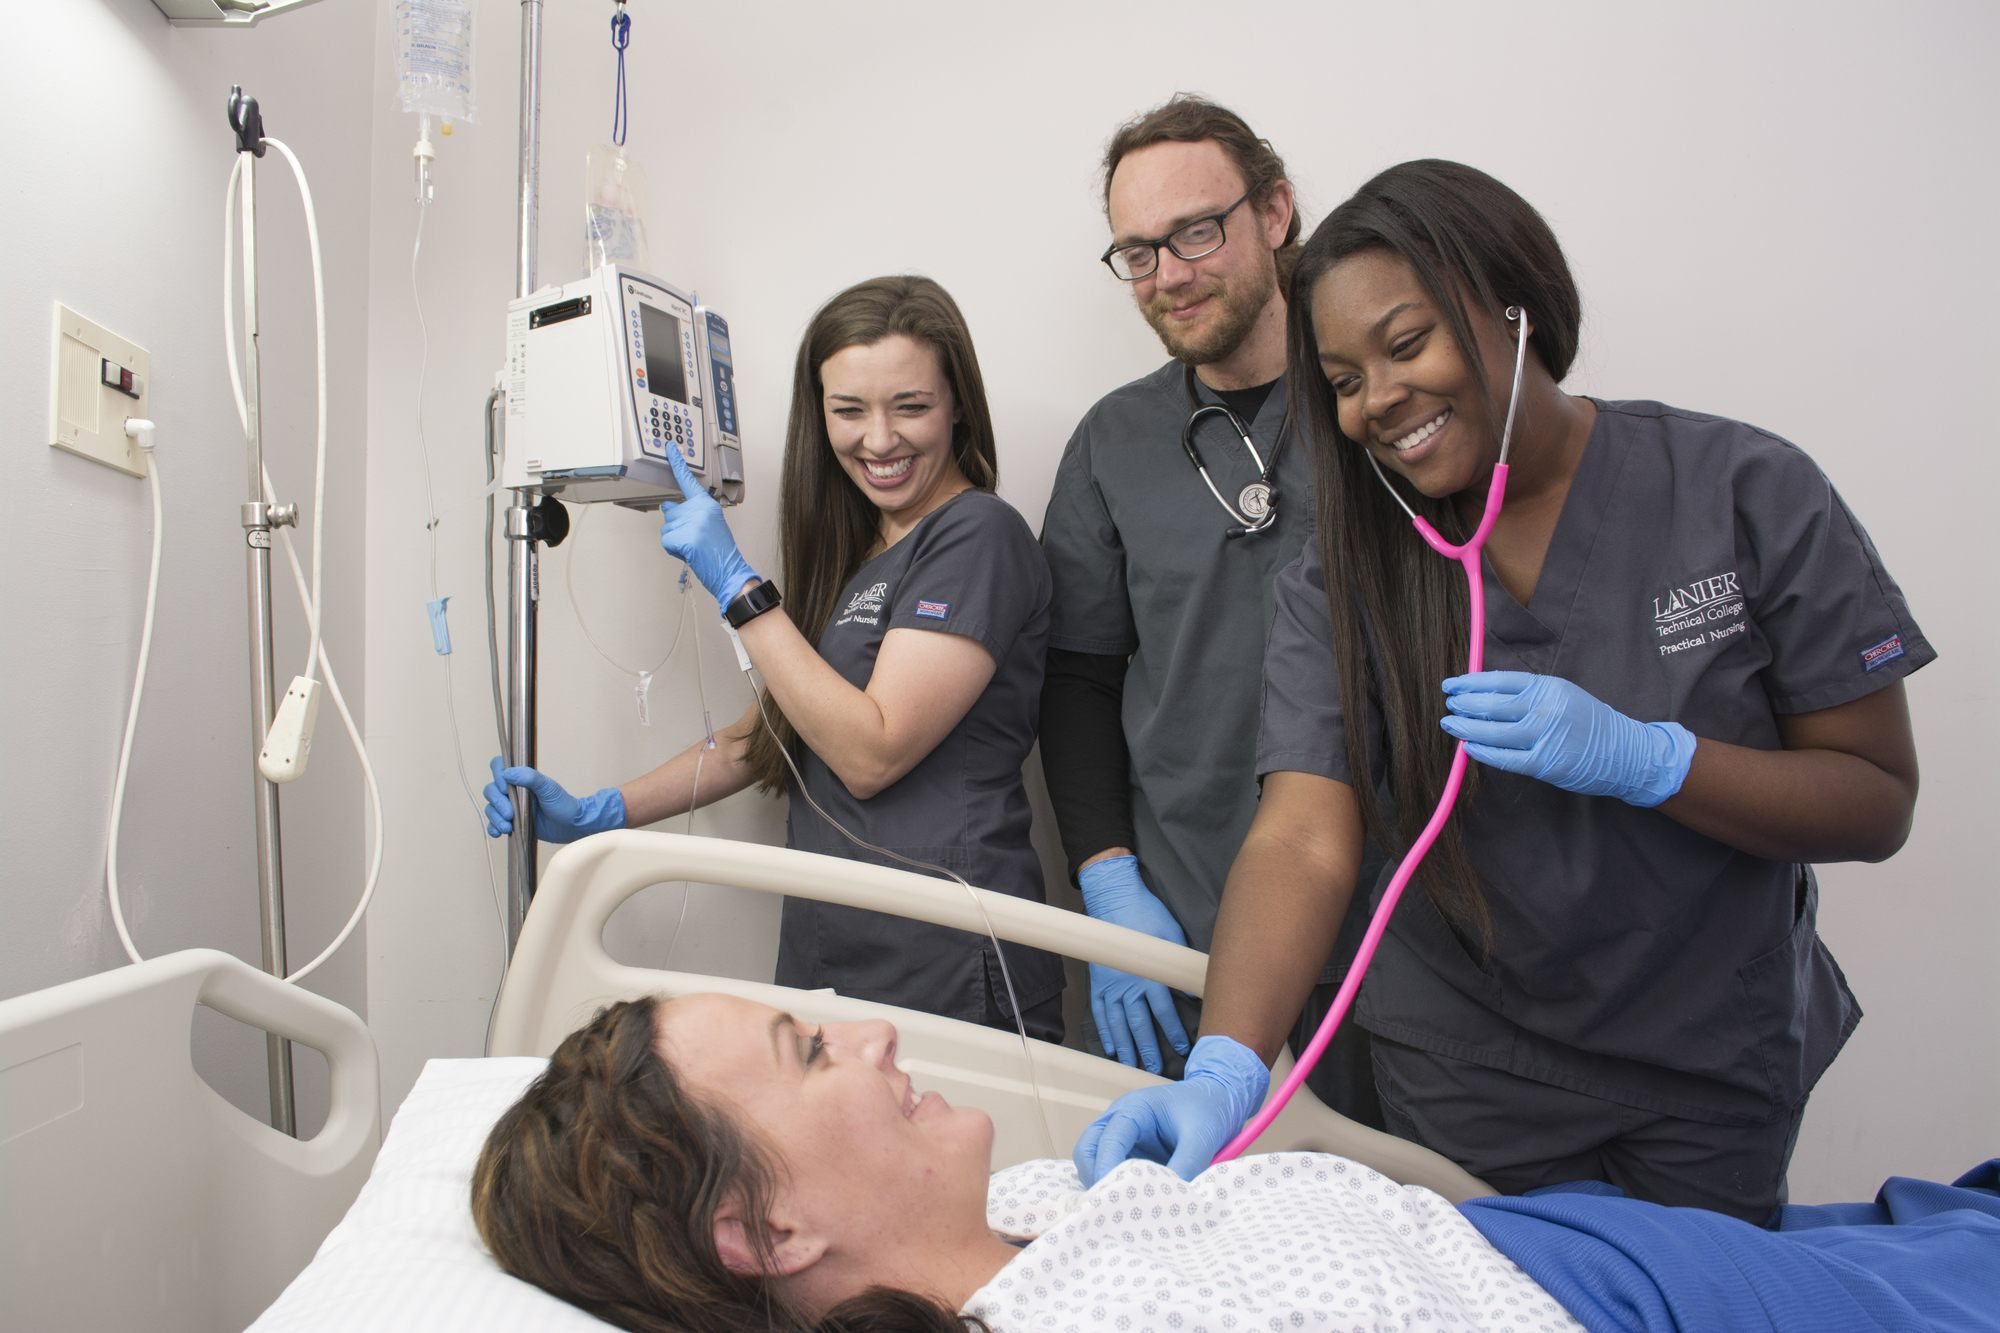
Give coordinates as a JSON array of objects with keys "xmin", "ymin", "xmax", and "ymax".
[{"xmin": 1100, "ymin": 189, "xmax": 1255, "ymax": 281}]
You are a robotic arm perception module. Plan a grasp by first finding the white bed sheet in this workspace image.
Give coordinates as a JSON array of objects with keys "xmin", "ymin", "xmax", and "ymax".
[{"xmin": 249, "ymin": 1056, "xmax": 606, "ymax": 1333}]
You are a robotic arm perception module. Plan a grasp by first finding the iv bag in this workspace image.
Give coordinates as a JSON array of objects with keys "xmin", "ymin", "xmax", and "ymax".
[
  {"xmin": 397, "ymin": 0, "xmax": 477, "ymax": 124},
  {"xmin": 585, "ymin": 144, "xmax": 653, "ymax": 272}
]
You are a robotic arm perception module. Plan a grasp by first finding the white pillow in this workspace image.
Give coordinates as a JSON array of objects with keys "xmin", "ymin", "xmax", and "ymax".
[{"xmin": 250, "ymin": 1057, "xmax": 613, "ymax": 1332}]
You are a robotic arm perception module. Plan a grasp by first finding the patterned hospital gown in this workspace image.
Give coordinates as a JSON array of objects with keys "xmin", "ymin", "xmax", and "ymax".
[{"xmin": 966, "ymin": 1154, "xmax": 1580, "ymax": 1333}]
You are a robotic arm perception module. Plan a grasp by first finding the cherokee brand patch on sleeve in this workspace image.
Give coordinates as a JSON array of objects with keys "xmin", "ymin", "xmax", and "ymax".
[
  {"xmin": 1859, "ymin": 633, "xmax": 1906, "ymax": 673},
  {"xmin": 915, "ymin": 599, "xmax": 951, "ymax": 620}
]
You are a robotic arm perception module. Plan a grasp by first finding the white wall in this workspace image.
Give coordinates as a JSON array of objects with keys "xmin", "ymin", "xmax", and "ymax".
[
  {"xmin": 8, "ymin": 0, "xmax": 1988, "ymax": 1206},
  {"xmin": 0, "ymin": 0, "xmax": 378, "ymax": 1132},
  {"xmin": 365, "ymin": 0, "xmax": 1991, "ymax": 1201}
]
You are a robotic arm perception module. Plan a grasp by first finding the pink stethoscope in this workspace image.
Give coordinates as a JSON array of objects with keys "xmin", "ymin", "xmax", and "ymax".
[{"xmin": 1212, "ymin": 304, "xmax": 1530, "ymax": 1164}]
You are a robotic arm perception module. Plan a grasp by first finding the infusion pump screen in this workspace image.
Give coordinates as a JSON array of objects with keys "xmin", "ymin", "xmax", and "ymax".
[{"xmin": 639, "ymin": 304, "xmax": 690, "ymax": 406}]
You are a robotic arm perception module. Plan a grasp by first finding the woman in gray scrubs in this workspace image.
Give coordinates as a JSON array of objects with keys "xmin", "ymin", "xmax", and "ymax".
[
  {"xmin": 484, "ymin": 275, "xmax": 1064, "ymax": 1040},
  {"xmin": 1076, "ymin": 161, "xmax": 1929, "ymax": 1221}
]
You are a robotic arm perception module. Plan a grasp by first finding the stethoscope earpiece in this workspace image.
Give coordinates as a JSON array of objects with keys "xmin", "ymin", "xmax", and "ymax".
[{"xmin": 1362, "ymin": 302, "xmax": 1532, "ymax": 525}]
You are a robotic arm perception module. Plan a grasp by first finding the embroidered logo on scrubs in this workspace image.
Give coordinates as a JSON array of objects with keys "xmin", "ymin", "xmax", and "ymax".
[
  {"xmin": 1652, "ymin": 569, "xmax": 1748, "ymax": 657},
  {"xmin": 915, "ymin": 599, "xmax": 951, "ymax": 621},
  {"xmin": 1859, "ymin": 633, "xmax": 1905, "ymax": 672},
  {"xmin": 835, "ymin": 581, "xmax": 889, "ymax": 628}
]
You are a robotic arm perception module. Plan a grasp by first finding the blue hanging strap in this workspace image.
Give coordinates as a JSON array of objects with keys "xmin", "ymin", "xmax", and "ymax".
[{"xmin": 610, "ymin": 4, "xmax": 631, "ymax": 147}]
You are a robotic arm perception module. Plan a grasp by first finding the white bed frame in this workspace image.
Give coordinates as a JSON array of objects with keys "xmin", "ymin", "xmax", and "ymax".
[
  {"xmin": 0, "ymin": 947, "xmax": 379, "ymax": 1333},
  {"xmin": 1, "ymin": 831, "xmax": 1488, "ymax": 1332}
]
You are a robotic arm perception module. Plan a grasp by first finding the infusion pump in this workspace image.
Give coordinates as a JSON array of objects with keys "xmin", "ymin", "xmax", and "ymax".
[{"xmin": 501, "ymin": 265, "xmax": 744, "ymax": 507}]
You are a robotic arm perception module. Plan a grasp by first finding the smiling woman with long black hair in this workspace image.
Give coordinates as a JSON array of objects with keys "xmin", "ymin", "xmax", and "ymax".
[{"xmin": 1076, "ymin": 160, "xmax": 1932, "ymax": 1223}]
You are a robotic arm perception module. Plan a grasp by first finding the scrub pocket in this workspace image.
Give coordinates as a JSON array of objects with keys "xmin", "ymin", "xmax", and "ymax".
[
  {"xmin": 1401, "ymin": 887, "xmax": 1505, "ymax": 1008},
  {"xmin": 1733, "ymin": 868, "xmax": 1861, "ymax": 1107},
  {"xmin": 981, "ymin": 951, "xmax": 1064, "ymax": 1043}
]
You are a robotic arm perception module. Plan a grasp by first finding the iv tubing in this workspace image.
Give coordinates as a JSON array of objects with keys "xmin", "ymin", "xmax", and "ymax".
[
  {"xmin": 410, "ymin": 177, "xmax": 510, "ymax": 981},
  {"xmin": 563, "ymin": 504, "xmax": 690, "ymax": 681},
  {"xmin": 739, "ymin": 658, "xmax": 1061, "ymax": 1159}
]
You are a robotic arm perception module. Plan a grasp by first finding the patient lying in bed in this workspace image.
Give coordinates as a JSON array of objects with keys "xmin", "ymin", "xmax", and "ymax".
[{"xmin": 473, "ymin": 996, "xmax": 2000, "ymax": 1333}]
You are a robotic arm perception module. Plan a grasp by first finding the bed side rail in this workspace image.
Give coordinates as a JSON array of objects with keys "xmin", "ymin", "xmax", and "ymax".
[
  {"xmin": 0, "ymin": 948, "xmax": 380, "ymax": 1333},
  {"xmin": 490, "ymin": 832, "xmax": 1491, "ymax": 1202}
]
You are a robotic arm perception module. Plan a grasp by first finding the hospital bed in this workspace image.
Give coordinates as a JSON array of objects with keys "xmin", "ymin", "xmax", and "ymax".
[{"xmin": 0, "ymin": 830, "xmax": 1489, "ymax": 1331}]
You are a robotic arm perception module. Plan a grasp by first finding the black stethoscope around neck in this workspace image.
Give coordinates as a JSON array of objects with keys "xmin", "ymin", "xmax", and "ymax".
[{"xmin": 1180, "ymin": 366, "xmax": 1284, "ymax": 539}]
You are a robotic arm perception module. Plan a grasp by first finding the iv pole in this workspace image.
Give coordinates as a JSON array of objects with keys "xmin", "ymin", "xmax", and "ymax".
[
  {"xmin": 503, "ymin": 0, "xmax": 545, "ymax": 952},
  {"xmin": 227, "ymin": 87, "xmax": 298, "ymax": 1135}
]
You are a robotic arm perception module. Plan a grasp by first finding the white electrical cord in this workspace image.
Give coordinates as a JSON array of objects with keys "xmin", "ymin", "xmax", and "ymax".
[
  {"xmin": 266, "ymin": 140, "xmax": 328, "ymax": 684},
  {"xmin": 217, "ymin": 144, "xmax": 384, "ymax": 984},
  {"xmin": 224, "ymin": 139, "xmax": 330, "ymax": 684},
  {"xmin": 105, "ymin": 422, "xmax": 162, "ymax": 965},
  {"xmin": 101, "ymin": 145, "xmax": 387, "ymax": 985}
]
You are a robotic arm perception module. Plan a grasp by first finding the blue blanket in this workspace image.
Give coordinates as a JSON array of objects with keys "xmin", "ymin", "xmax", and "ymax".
[{"xmin": 1460, "ymin": 1160, "xmax": 2000, "ymax": 1331}]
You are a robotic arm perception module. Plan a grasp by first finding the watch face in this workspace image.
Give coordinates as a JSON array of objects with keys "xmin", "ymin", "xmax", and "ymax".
[{"xmin": 729, "ymin": 582, "xmax": 779, "ymax": 627}]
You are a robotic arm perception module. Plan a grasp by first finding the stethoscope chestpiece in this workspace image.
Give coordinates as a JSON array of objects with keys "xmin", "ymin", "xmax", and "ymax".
[
  {"xmin": 1183, "ymin": 390, "xmax": 1281, "ymax": 538},
  {"xmin": 1224, "ymin": 487, "xmax": 1279, "ymax": 539}
]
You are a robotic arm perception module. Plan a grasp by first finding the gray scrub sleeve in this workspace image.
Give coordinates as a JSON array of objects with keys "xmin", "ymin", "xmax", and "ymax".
[
  {"xmin": 1040, "ymin": 427, "xmax": 1139, "ymax": 656},
  {"xmin": 883, "ymin": 493, "xmax": 1047, "ymax": 658},
  {"xmin": 1723, "ymin": 430, "xmax": 1935, "ymax": 714},
  {"xmin": 1256, "ymin": 541, "xmax": 1373, "ymax": 786}
]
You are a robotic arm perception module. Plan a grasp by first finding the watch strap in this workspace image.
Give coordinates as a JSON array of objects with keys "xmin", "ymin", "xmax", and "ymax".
[{"xmin": 724, "ymin": 580, "xmax": 782, "ymax": 628}]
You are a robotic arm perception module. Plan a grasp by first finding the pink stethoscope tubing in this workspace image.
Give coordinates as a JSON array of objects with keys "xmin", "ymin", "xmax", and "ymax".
[{"xmin": 1213, "ymin": 305, "xmax": 1528, "ymax": 1165}]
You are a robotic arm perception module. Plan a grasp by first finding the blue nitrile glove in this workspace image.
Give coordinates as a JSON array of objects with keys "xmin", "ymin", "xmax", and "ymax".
[
  {"xmin": 1440, "ymin": 671, "xmax": 1696, "ymax": 808},
  {"xmin": 659, "ymin": 446, "xmax": 758, "ymax": 608},
  {"xmin": 482, "ymin": 756, "xmax": 627, "ymax": 842},
  {"xmin": 1073, "ymin": 1034, "xmax": 1268, "ymax": 1186},
  {"xmin": 1078, "ymin": 855, "xmax": 1192, "ymax": 1074}
]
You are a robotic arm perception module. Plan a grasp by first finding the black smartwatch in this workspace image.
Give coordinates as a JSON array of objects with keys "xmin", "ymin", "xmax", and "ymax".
[{"xmin": 724, "ymin": 579, "xmax": 782, "ymax": 629}]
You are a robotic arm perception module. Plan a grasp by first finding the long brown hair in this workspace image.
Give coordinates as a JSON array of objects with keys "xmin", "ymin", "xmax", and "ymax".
[
  {"xmin": 472, "ymin": 996, "xmax": 989, "ymax": 1333},
  {"xmin": 742, "ymin": 276, "xmax": 1000, "ymax": 793},
  {"xmin": 1284, "ymin": 160, "xmax": 1582, "ymax": 942},
  {"xmin": 1102, "ymin": 93, "xmax": 1303, "ymax": 288}
]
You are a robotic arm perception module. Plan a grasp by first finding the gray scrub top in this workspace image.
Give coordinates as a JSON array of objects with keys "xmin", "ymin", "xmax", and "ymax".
[
  {"xmin": 1258, "ymin": 400, "xmax": 1934, "ymax": 1124},
  {"xmin": 1041, "ymin": 362, "xmax": 1316, "ymax": 954},
  {"xmin": 778, "ymin": 490, "xmax": 1065, "ymax": 1022}
]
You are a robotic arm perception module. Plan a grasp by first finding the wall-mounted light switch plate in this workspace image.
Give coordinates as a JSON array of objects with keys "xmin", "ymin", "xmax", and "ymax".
[{"xmin": 51, "ymin": 303, "xmax": 150, "ymax": 478}]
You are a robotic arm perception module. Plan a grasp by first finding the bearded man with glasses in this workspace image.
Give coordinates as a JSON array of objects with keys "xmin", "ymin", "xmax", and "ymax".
[{"xmin": 1038, "ymin": 94, "xmax": 1384, "ymax": 1130}]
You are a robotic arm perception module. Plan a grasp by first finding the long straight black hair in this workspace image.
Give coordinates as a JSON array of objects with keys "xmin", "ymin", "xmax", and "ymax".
[
  {"xmin": 743, "ymin": 276, "xmax": 1000, "ymax": 792},
  {"xmin": 1285, "ymin": 159, "xmax": 1581, "ymax": 939}
]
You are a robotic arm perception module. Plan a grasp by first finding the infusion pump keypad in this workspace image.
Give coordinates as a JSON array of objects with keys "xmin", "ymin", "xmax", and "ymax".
[
  {"xmin": 642, "ymin": 396, "xmax": 694, "ymax": 462},
  {"xmin": 627, "ymin": 298, "xmax": 698, "ymax": 467}
]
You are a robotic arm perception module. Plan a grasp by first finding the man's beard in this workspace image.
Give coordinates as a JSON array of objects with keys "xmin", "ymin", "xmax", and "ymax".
[{"xmin": 1141, "ymin": 259, "xmax": 1277, "ymax": 366}]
